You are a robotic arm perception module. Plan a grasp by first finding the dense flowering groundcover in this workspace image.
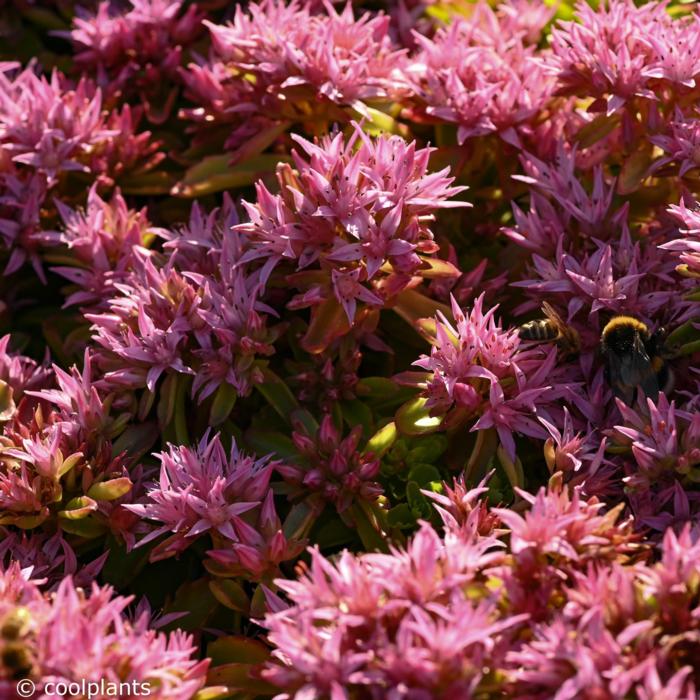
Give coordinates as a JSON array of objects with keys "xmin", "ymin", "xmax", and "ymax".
[{"xmin": 5, "ymin": 0, "xmax": 700, "ymax": 697}]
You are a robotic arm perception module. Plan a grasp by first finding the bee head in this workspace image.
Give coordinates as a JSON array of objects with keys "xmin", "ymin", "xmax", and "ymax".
[{"xmin": 601, "ymin": 316, "xmax": 649, "ymax": 354}]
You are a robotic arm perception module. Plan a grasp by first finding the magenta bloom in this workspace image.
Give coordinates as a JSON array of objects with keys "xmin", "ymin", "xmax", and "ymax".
[
  {"xmin": 67, "ymin": 0, "xmax": 203, "ymax": 122},
  {"xmin": 547, "ymin": 0, "xmax": 700, "ymax": 114},
  {"xmin": 650, "ymin": 108, "xmax": 700, "ymax": 177},
  {"xmin": 128, "ymin": 433, "xmax": 303, "ymax": 578},
  {"xmin": 237, "ymin": 123, "xmax": 467, "ymax": 330},
  {"xmin": 278, "ymin": 413, "xmax": 382, "ymax": 512},
  {"xmin": 665, "ymin": 195, "xmax": 700, "ymax": 278},
  {"xmin": 405, "ymin": 8, "xmax": 554, "ymax": 146},
  {"xmin": 612, "ymin": 395, "xmax": 700, "ymax": 532},
  {"xmin": 0, "ymin": 563, "xmax": 213, "ymax": 698},
  {"xmin": 88, "ymin": 199, "xmax": 278, "ymax": 400},
  {"xmin": 182, "ymin": 0, "xmax": 406, "ymax": 152},
  {"xmin": 39, "ymin": 185, "xmax": 159, "ymax": 309},
  {"xmin": 0, "ymin": 350, "xmax": 137, "ymax": 541},
  {"xmin": 402, "ymin": 294, "xmax": 565, "ymax": 460},
  {"xmin": 262, "ymin": 521, "xmax": 517, "ymax": 698},
  {"xmin": 0, "ymin": 64, "xmax": 160, "ymax": 279}
]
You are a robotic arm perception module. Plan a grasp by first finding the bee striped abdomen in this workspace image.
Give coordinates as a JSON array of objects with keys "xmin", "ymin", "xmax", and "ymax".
[{"xmin": 518, "ymin": 319, "xmax": 559, "ymax": 342}]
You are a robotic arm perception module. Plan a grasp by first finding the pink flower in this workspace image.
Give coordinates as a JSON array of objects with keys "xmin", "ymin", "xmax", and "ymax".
[
  {"xmin": 404, "ymin": 293, "xmax": 565, "ymax": 460},
  {"xmin": 279, "ymin": 413, "xmax": 382, "ymax": 512},
  {"xmin": 612, "ymin": 395, "xmax": 700, "ymax": 531},
  {"xmin": 0, "ymin": 563, "xmax": 213, "ymax": 699},
  {"xmin": 66, "ymin": 0, "xmax": 203, "ymax": 122},
  {"xmin": 39, "ymin": 185, "xmax": 159, "ymax": 309},
  {"xmin": 547, "ymin": 0, "xmax": 663, "ymax": 114},
  {"xmin": 88, "ymin": 199, "xmax": 278, "ymax": 401},
  {"xmin": 237, "ymin": 123, "xmax": 467, "ymax": 328},
  {"xmin": 181, "ymin": 0, "xmax": 406, "ymax": 152},
  {"xmin": 650, "ymin": 108, "xmax": 700, "ymax": 177},
  {"xmin": 128, "ymin": 433, "xmax": 269, "ymax": 549},
  {"xmin": 405, "ymin": 9, "xmax": 554, "ymax": 146},
  {"xmin": 665, "ymin": 195, "xmax": 700, "ymax": 277},
  {"xmin": 128, "ymin": 433, "xmax": 303, "ymax": 578},
  {"xmin": 0, "ymin": 530, "xmax": 106, "ymax": 589},
  {"xmin": 263, "ymin": 522, "xmax": 518, "ymax": 698}
]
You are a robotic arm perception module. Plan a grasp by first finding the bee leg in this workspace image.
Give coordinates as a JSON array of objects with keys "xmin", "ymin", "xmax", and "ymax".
[
  {"xmin": 613, "ymin": 382, "xmax": 636, "ymax": 407},
  {"xmin": 659, "ymin": 365, "xmax": 675, "ymax": 396},
  {"xmin": 639, "ymin": 371, "xmax": 660, "ymax": 402}
]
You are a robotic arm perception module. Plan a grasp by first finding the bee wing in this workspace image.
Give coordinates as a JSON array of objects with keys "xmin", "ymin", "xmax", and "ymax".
[{"xmin": 606, "ymin": 335, "xmax": 658, "ymax": 404}]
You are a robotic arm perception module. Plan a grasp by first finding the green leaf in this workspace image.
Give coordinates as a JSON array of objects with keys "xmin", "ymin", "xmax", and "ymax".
[
  {"xmin": 206, "ymin": 663, "xmax": 276, "ymax": 694},
  {"xmin": 387, "ymin": 504, "xmax": 415, "ymax": 529},
  {"xmin": 210, "ymin": 383, "xmax": 238, "ymax": 427},
  {"xmin": 340, "ymin": 398, "xmax": 373, "ymax": 435},
  {"xmin": 310, "ymin": 515, "xmax": 356, "ymax": 549},
  {"xmin": 407, "ymin": 435, "xmax": 449, "ymax": 464},
  {"xmin": 59, "ymin": 496, "xmax": 97, "ymax": 520},
  {"xmin": 300, "ymin": 297, "xmax": 349, "ymax": 354},
  {"xmin": 678, "ymin": 339, "xmax": 700, "ymax": 356},
  {"xmin": 576, "ymin": 113, "xmax": 619, "ymax": 148},
  {"xmin": 245, "ymin": 429, "xmax": 298, "ymax": 460},
  {"xmin": 101, "ymin": 534, "xmax": 152, "ymax": 588},
  {"xmin": 0, "ymin": 514, "xmax": 47, "ymax": 529},
  {"xmin": 364, "ymin": 421, "xmax": 397, "ymax": 459},
  {"xmin": 208, "ymin": 636, "xmax": 270, "ymax": 666},
  {"xmin": 356, "ymin": 377, "xmax": 399, "ymax": 399},
  {"xmin": 417, "ymin": 256, "xmax": 461, "ymax": 279},
  {"xmin": 282, "ymin": 499, "xmax": 322, "ymax": 541},
  {"xmin": 665, "ymin": 321, "xmax": 698, "ymax": 348},
  {"xmin": 191, "ymin": 687, "xmax": 230, "ymax": 700},
  {"xmin": 119, "ymin": 170, "xmax": 176, "ymax": 196},
  {"xmin": 392, "ymin": 288, "xmax": 452, "ymax": 339},
  {"xmin": 255, "ymin": 369, "xmax": 300, "ymax": 424},
  {"xmin": 173, "ymin": 154, "xmax": 290, "ymax": 197},
  {"xmin": 618, "ymin": 147, "xmax": 653, "ymax": 195},
  {"xmin": 163, "ymin": 578, "xmax": 219, "ymax": 632},
  {"xmin": 20, "ymin": 6, "xmax": 67, "ymax": 29},
  {"xmin": 406, "ymin": 481, "xmax": 432, "ymax": 519},
  {"xmin": 111, "ymin": 422, "xmax": 159, "ymax": 462},
  {"xmin": 0, "ymin": 381, "xmax": 15, "ymax": 422},
  {"xmin": 58, "ymin": 516, "xmax": 108, "ymax": 538},
  {"xmin": 228, "ymin": 120, "xmax": 291, "ymax": 165},
  {"xmin": 347, "ymin": 503, "xmax": 388, "ymax": 553},
  {"xmin": 157, "ymin": 373, "xmax": 179, "ymax": 429},
  {"xmin": 209, "ymin": 580, "xmax": 250, "ymax": 614},
  {"xmin": 87, "ymin": 477, "xmax": 133, "ymax": 502},
  {"xmin": 497, "ymin": 445, "xmax": 525, "ymax": 490},
  {"xmin": 407, "ymin": 463, "xmax": 442, "ymax": 486},
  {"xmin": 464, "ymin": 428, "xmax": 499, "ymax": 483},
  {"xmin": 395, "ymin": 397, "xmax": 443, "ymax": 436}
]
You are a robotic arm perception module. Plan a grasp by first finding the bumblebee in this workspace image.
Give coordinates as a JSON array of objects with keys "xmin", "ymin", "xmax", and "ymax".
[
  {"xmin": 518, "ymin": 302, "xmax": 581, "ymax": 358},
  {"xmin": 0, "ymin": 608, "xmax": 33, "ymax": 679},
  {"xmin": 600, "ymin": 316, "xmax": 673, "ymax": 406}
]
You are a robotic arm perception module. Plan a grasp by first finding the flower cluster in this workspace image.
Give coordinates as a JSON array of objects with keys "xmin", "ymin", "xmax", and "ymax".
[
  {"xmin": 280, "ymin": 414, "xmax": 382, "ymax": 512},
  {"xmin": 66, "ymin": 0, "xmax": 203, "ymax": 122},
  {"xmin": 182, "ymin": 0, "xmax": 406, "ymax": 154},
  {"xmin": 261, "ymin": 478, "xmax": 700, "ymax": 700},
  {"xmin": 0, "ymin": 63, "xmax": 160, "ymax": 277},
  {"xmin": 0, "ymin": 563, "xmax": 213, "ymax": 698},
  {"xmin": 404, "ymin": 6, "xmax": 554, "ymax": 147},
  {"xmin": 0, "ymin": 349, "xmax": 141, "ymax": 547},
  {"xmin": 399, "ymin": 294, "xmax": 566, "ymax": 460},
  {"xmin": 88, "ymin": 199, "xmax": 279, "ymax": 402},
  {"xmin": 548, "ymin": 0, "xmax": 700, "ymax": 114},
  {"xmin": 39, "ymin": 185, "xmax": 158, "ymax": 309},
  {"xmin": 7, "ymin": 0, "xmax": 700, "ymax": 694},
  {"xmin": 237, "ymin": 123, "xmax": 467, "ymax": 349},
  {"xmin": 129, "ymin": 432, "xmax": 304, "ymax": 580}
]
